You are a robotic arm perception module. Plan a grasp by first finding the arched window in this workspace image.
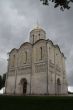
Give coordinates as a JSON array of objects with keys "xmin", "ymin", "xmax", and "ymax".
[
  {"xmin": 12, "ymin": 54, "xmax": 15, "ymax": 67},
  {"xmin": 49, "ymin": 47, "xmax": 50, "ymax": 53},
  {"xmin": 38, "ymin": 33, "xmax": 40, "ymax": 36},
  {"xmin": 40, "ymin": 47, "xmax": 42, "ymax": 60},
  {"xmin": 22, "ymin": 51, "xmax": 27, "ymax": 64},
  {"xmin": 33, "ymin": 35, "xmax": 34, "ymax": 43},
  {"xmin": 25, "ymin": 51, "xmax": 27, "ymax": 63}
]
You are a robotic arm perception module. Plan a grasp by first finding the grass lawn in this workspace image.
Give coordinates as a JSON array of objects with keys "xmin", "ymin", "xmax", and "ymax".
[{"xmin": 0, "ymin": 95, "xmax": 73, "ymax": 110}]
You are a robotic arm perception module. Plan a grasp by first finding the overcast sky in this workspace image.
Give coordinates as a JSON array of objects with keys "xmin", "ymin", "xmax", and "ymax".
[{"xmin": 0, "ymin": 0, "xmax": 73, "ymax": 90}]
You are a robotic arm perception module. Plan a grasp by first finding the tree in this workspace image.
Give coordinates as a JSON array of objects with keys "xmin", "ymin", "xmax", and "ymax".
[
  {"xmin": 0, "ymin": 75, "xmax": 2, "ymax": 90},
  {"xmin": 0, "ymin": 73, "xmax": 6, "ymax": 90},
  {"xmin": 40, "ymin": 0, "xmax": 73, "ymax": 11},
  {"xmin": 2, "ymin": 74, "xmax": 6, "ymax": 88}
]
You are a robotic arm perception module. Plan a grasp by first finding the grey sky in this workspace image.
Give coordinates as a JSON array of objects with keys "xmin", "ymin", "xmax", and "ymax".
[{"xmin": 0, "ymin": 0, "xmax": 73, "ymax": 89}]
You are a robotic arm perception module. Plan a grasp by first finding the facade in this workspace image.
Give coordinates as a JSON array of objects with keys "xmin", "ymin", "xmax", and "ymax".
[{"xmin": 5, "ymin": 27, "xmax": 68, "ymax": 95}]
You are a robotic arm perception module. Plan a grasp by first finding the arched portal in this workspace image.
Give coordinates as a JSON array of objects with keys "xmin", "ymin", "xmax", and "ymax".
[
  {"xmin": 20, "ymin": 78, "xmax": 27, "ymax": 94},
  {"xmin": 57, "ymin": 78, "xmax": 61, "ymax": 95}
]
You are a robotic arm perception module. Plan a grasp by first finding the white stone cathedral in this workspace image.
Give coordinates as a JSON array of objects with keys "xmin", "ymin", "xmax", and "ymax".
[{"xmin": 5, "ymin": 27, "xmax": 68, "ymax": 95}]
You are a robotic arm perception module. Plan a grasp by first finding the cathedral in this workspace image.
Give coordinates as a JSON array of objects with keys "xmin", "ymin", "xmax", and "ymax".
[{"xmin": 5, "ymin": 26, "xmax": 68, "ymax": 95}]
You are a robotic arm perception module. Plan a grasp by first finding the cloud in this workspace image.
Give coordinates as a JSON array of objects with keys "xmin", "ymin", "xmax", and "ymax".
[{"xmin": 0, "ymin": 0, "xmax": 73, "ymax": 88}]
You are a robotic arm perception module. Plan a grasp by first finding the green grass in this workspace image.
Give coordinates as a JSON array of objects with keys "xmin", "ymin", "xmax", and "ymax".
[{"xmin": 0, "ymin": 95, "xmax": 73, "ymax": 110}]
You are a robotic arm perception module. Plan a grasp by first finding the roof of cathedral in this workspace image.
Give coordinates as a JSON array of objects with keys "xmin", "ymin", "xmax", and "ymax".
[
  {"xmin": 8, "ymin": 38, "xmax": 65, "ymax": 59},
  {"xmin": 8, "ymin": 26, "xmax": 65, "ymax": 59},
  {"xmin": 20, "ymin": 42, "xmax": 32, "ymax": 48},
  {"xmin": 30, "ymin": 26, "xmax": 46, "ymax": 33},
  {"xmin": 9, "ymin": 42, "xmax": 32, "ymax": 54},
  {"xmin": 9, "ymin": 48, "xmax": 18, "ymax": 54}
]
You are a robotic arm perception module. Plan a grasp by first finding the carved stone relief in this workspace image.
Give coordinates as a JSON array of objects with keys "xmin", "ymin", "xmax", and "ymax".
[
  {"xmin": 55, "ymin": 65, "xmax": 61, "ymax": 72},
  {"xmin": 35, "ymin": 63, "xmax": 47, "ymax": 73},
  {"xmin": 17, "ymin": 67, "xmax": 31, "ymax": 75},
  {"xmin": 8, "ymin": 70, "xmax": 15, "ymax": 76}
]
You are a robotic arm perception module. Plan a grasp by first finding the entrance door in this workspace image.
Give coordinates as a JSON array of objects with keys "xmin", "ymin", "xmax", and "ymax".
[
  {"xmin": 20, "ymin": 78, "xmax": 27, "ymax": 94},
  {"xmin": 57, "ymin": 78, "xmax": 61, "ymax": 95}
]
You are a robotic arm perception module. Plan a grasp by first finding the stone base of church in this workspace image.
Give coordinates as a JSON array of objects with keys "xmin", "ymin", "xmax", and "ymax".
[{"xmin": 4, "ymin": 93, "xmax": 68, "ymax": 96}]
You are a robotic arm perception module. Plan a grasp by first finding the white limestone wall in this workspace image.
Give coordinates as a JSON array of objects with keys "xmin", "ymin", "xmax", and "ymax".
[
  {"xmin": 47, "ymin": 41, "xmax": 68, "ymax": 95},
  {"xmin": 6, "ymin": 42, "xmax": 32, "ymax": 94},
  {"xmin": 17, "ymin": 43, "xmax": 32, "ymax": 67},
  {"xmin": 47, "ymin": 42, "xmax": 55, "ymax": 94},
  {"xmin": 62, "ymin": 56, "xmax": 68, "ymax": 94},
  {"xmin": 9, "ymin": 49, "xmax": 18, "ymax": 69},
  {"xmin": 6, "ymin": 49, "xmax": 18, "ymax": 94},
  {"xmin": 6, "ymin": 76, "xmax": 15, "ymax": 94},
  {"xmin": 31, "ymin": 39, "xmax": 47, "ymax": 94},
  {"xmin": 31, "ymin": 73, "xmax": 47, "ymax": 94},
  {"xmin": 15, "ymin": 43, "xmax": 32, "ymax": 94}
]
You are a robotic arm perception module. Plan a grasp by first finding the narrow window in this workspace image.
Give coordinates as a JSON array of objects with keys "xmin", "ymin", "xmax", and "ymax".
[
  {"xmin": 25, "ymin": 51, "xmax": 27, "ymax": 63},
  {"xmin": 39, "ymin": 33, "xmax": 40, "ymax": 36},
  {"xmin": 33, "ymin": 35, "xmax": 34, "ymax": 43},
  {"xmin": 13, "ymin": 55, "xmax": 15, "ymax": 67},
  {"xmin": 40, "ymin": 47, "xmax": 42, "ymax": 60},
  {"xmin": 39, "ymin": 33, "xmax": 40, "ymax": 39},
  {"xmin": 23, "ymin": 51, "xmax": 27, "ymax": 64},
  {"xmin": 49, "ymin": 47, "xmax": 50, "ymax": 52}
]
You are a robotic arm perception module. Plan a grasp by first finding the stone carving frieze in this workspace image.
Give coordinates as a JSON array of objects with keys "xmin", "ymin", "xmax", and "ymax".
[
  {"xmin": 55, "ymin": 65, "xmax": 61, "ymax": 72},
  {"xmin": 17, "ymin": 67, "xmax": 31, "ymax": 75},
  {"xmin": 35, "ymin": 63, "xmax": 47, "ymax": 73},
  {"xmin": 8, "ymin": 70, "xmax": 15, "ymax": 76}
]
